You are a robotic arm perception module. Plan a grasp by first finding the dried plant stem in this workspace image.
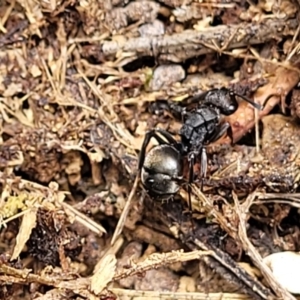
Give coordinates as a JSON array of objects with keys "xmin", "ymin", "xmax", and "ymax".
[
  {"xmin": 111, "ymin": 174, "xmax": 140, "ymax": 245},
  {"xmin": 114, "ymin": 249, "xmax": 212, "ymax": 280},
  {"xmin": 192, "ymin": 238, "xmax": 272, "ymax": 299},
  {"xmin": 100, "ymin": 18, "xmax": 298, "ymax": 62},
  {"xmin": 233, "ymin": 192, "xmax": 296, "ymax": 300},
  {"xmin": 0, "ymin": 249, "xmax": 216, "ymax": 298},
  {"xmin": 111, "ymin": 288, "xmax": 253, "ymax": 300},
  {"xmin": 0, "ymin": 0, "xmax": 16, "ymax": 33}
]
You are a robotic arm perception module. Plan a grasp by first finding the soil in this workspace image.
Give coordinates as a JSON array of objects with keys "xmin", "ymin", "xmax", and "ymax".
[{"xmin": 1, "ymin": 0, "xmax": 300, "ymax": 299}]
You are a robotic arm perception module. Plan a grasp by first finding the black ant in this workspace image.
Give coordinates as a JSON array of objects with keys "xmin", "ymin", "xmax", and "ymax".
[{"xmin": 138, "ymin": 88, "xmax": 263, "ymax": 204}]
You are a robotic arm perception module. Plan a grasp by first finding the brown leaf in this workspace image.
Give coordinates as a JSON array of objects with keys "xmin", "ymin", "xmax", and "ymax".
[{"xmin": 224, "ymin": 65, "xmax": 300, "ymax": 143}]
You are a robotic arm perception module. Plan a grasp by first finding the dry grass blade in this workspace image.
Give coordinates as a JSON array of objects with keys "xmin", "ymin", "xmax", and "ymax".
[
  {"xmin": 111, "ymin": 174, "xmax": 140, "ymax": 245},
  {"xmin": 191, "ymin": 236, "xmax": 271, "ymax": 299},
  {"xmin": 0, "ymin": 172, "xmax": 106, "ymax": 235},
  {"xmin": 33, "ymin": 289, "xmax": 67, "ymax": 300},
  {"xmin": 0, "ymin": 249, "xmax": 212, "ymax": 298},
  {"xmin": 62, "ymin": 202, "xmax": 107, "ymax": 235},
  {"xmin": 93, "ymin": 236, "xmax": 123, "ymax": 274},
  {"xmin": 232, "ymin": 192, "xmax": 296, "ymax": 300},
  {"xmin": 113, "ymin": 249, "xmax": 213, "ymax": 281},
  {"xmin": 1, "ymin": 210, "xmax": 30, "ymax": 228},
  {"xmin": 90, "ymin": 254, "xmax": 117, "ymax": 295},
  {"xmin": 191, "ymin": 185, "xmax": 238, "ymax": 239},
  {"xmin": 111, "ymin": 289, "xmax": 254, "ymax": 300},
  {"xmin": 11, "ymin": 207, "xmax": 37, "ymax": 260},
  {"xmin": 186, "ymin": 186, "xmax": 273, "ymax": 299},
  {"xmin": 254, "ymin": 193, "xmax": 300, "ymax": 208},
  {"xmin": 0, "ymin": 263, "xmax": 93, "ymax": 298},
  {"xmin": 0, "ymin": 0, "xmax": 16, "ymax": 33}
]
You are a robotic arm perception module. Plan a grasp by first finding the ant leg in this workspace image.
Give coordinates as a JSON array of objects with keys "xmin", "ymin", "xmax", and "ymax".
[
  {"xmin": 181, "ymin": 91, "xmax": 209, "ymax": 106},
  {"xmin": 138, "ymin": 128, "xmax": 179, "ymax": 170},
  {"xmin": 261, "ymin": 93, "xmax": 278, "ymax": 108},
  {"xmin": 187, "ymin": 152, "xmax": 196, "ymax": 234},
  {"xmin": 155, "ymin": 128, "xmax": 178, "ymax": 145},
  {"xmin": 200, "ymin": 147, "xmax": 207, "ymax": 178},
  {"xmin": 200, "ymin": 147, "xmax": 208, "ymax": 191},
  {"xmin": 187, "ymin": 152, "xmax": 195, "ymax": 213},
  {"xmin": 226, "ymin": 125, "xmax": 234, "ymax": 146},
  {"xmin": 168, "ymin": 101, "xmax": 185, "ymax": 116},
  {"xmin": 138, "ymin": 129, "xmax": 171, "ymax": 170},
  {"xmin": 168, "ymin": 101, "xmax": 189, "ymax": 124}
]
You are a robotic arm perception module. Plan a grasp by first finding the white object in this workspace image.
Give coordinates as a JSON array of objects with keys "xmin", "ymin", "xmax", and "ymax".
[{"xmin": 263, "ymin": 251, "xmax": 300, "ymax": 294}]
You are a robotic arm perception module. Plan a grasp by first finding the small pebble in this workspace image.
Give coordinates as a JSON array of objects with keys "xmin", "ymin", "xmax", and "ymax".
[
  {"xmin": 150, "ymin": 64, "xmax": 185, "ymax": 91},
  {"xmin": 138, "ymin": 20, "xmax": 165, "ymax": 36}
]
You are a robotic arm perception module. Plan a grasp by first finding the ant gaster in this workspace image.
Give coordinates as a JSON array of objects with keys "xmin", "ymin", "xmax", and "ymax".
[{"xmin": 138, "ymin": 88, "xmax": 262, "ymax": 200}]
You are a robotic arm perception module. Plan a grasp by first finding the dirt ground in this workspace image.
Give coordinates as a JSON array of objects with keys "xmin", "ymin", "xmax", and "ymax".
[{"xmin": 1, "ymin": 0, "xmax": 300, "ymax": 299}]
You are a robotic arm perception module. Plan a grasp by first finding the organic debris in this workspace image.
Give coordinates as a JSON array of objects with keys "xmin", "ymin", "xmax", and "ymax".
[{"xmin": 1, "ymin": 0, "xmax": 300, "ymax": 299}]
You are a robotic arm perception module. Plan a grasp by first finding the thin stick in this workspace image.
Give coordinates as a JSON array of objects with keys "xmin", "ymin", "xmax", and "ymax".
[
  {"xmin": 0, "ymin": 0, "xmax": 16, "ymax": 33},
  {"xmin": 99, "ymin": 18, "xmax": 298, "ymax": 63},
  {"xmin": 111, "ymin": 289, "xmax": 254, "ymax": 300},
  {"xmin": 111, "ymin": 175, "xmax": 140, "ymax": 245},
  {"xmin": 254, "ymin": 99, "xmax": 260, "ymax": 154},
  {"xmin": 113, "ymin": 249, "xmax": 213, "ymax": 280}
]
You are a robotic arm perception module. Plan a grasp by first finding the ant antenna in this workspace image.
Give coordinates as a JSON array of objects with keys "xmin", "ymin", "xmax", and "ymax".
[{"xmin": 234, "ymin": 92, "xmax": 263, "ymax": 111}]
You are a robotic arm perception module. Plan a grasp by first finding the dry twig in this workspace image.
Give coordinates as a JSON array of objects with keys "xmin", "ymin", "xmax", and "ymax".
[{"xmin": 99, "ymin": 18, "xmax": 298, "ymax": 63}]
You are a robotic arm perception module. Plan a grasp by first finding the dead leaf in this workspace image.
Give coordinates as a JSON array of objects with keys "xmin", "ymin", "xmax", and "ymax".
[
  {"xmin": 224, "ymin": 65, "xmax": 300, "ymax": 143},
  {"xmin": 90, "ymin": 254, "xmax": 117, "ymax": 295},
  {"xmin": 11, "ymin": 207, "xmax": 38, "ymax": 260}
]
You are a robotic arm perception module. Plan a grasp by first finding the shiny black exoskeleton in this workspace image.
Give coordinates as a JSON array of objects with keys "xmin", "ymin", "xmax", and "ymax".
[
  {"xmin": 138, "ymin": 88, "xmax": 262, "ymax": 200},
  {"xmin": 139, "ymin": 129, "xmax": 184, "ymax": 198}
]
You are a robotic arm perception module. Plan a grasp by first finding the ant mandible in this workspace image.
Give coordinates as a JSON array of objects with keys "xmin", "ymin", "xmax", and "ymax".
[{"xmin": 138, "ymin": 87, "xmax": 263, "ymax": 203}]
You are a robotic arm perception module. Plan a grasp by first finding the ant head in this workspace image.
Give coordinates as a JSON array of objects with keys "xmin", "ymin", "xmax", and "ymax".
[
  {"xmin": 218, "ymin": 90, "xmax": 239, "ymax": 115},
  {"xmin": 203, "ymin": 88, "xmax": 238, "ymax": 115}
]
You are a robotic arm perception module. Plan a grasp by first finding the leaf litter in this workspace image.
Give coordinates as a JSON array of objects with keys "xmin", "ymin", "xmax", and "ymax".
[{"xmin": 1, "ymin": 0, "xmax": 300, "ymax": 299}]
